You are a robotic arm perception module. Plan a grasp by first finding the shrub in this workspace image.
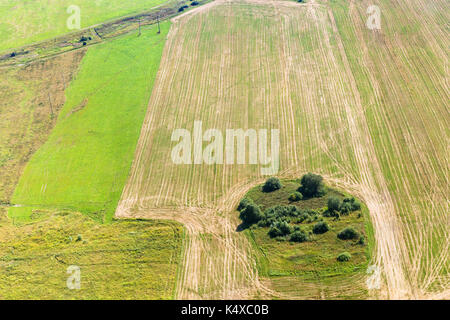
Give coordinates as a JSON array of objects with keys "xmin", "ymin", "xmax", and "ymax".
[
  {"xmin": 337, "ymin": 227, "xmax": 359, "ymax": 240},
  {"xmin": 327, "ymin": 196, "xmax": 342, "ymax": 212},
  {"xmin": 299, "ymin": 173, "xmax": 325, "ymax": 197},
  {"xmin": 262, "ymin": 177, "xmax": 282, "ymax": 192},
  {"xmin": 290, "ymin": 230, "xmax": 309, "ymax": 242},
  {"xmin": 239, "ymin": 203, "xmax": 263, "ymax": 225},
  {"xmin": 343, "ymin": 197, "xmax": 361, "ymax": 211},
  {"xmin": 278, "ymin": 221, "xmax": 292, "ymax": 235},
  {"xmin": 237, "ymin": 197, "xmax": 254, "ymax": 211},
  {"xmin": 268, "ymin": 226, "xmax": 282, "ymax": 238},
  {"xmin": 337, "ymin": 252, "xmax": 351, "ymax": 262},
  {"xmin": 288, "ymin": 191, "xmax": 303, "ymax": 202},
  {"xmin": 10, "ymin": 52, "xmax": 16, "ymax": 57},
  {"xmin": 191, "ymin": 1, "xmax": 199, "ymax": 5},
  {"xmin": 351, "ymin": 200, "xmax": 361, "ymax": 211},
  {"xmin": 312, "ymin": 221, "xmax": 329, "ymax": 234}
]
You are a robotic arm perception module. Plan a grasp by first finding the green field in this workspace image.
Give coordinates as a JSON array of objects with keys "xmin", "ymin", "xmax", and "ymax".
[
  {"xmin": 242, "ymin": 179, "xmax": 373, "ymax": 299},
  {"xmin": 0, "ymin": 209, "xmax": 183, "ymax": 299},
  {"xmin": 11, "ymin": 22, "xmax": 171, "ymax": 223},
  {"xmin": 0, "ymin": 0, "xmax": 172, "ymax": 52}
]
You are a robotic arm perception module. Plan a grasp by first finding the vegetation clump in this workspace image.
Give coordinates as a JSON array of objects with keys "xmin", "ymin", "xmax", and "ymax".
[
  {"xmin": 337, "ymin": 227, "xmax": 359, "ymax": 240},
  {"xmin": 239, "ymin": 203, "xmax": 263, "ymax": 226},
  {"xmin": 237, "ymin": 175, "xmax": 366, "ymax": 252},
  {"xmin": 290, "ymin": 229, "xmax": 309, "ymax": 242},
  {"xmin": 256, "ymin": 205, "xmax": 316, "ymax": 228},
  {"xmin": 262, "ymin": 177, "xmax": 282, "ymax": 192},
  {"xmin": 358, "ymin": 235, "xmax": 365, "ymax": 245},
  {"xmin": 337, "ymin": 252, "xmax": 351, "ymax": 262},
  {"xmin": 268, "ymin": 221, "xmax": 292, "ymax": 238},
  {"xmin": 327, "ymin": 196, "xmax": 342, "ymax": 213},
  {"xmin": 325, "ymin": 196, "xmax": 361, "ymax": 217},
  {"xmin": 237, "ymin": 197, "xmax": 254, "ymax": 211}
]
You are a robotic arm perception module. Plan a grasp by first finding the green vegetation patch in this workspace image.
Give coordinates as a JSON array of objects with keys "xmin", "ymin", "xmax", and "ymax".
[
  {"xmin": 11, "ymin": 22, "xmax": 171, "ymax": 223},
  {"xmin": 0, "ymin": 210, "xmax": 183, "ymax": 299}
]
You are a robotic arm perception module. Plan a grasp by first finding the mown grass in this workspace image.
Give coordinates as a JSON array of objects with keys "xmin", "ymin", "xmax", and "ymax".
[
  {"xmin": 0, "ymin": 209, "xmax": 183, "ymax": 299},
  {"xmin": 0, "ymin": 0, "xmax": 172, "ymax": 53},
  {"xmin": 11, "ymin": 22, "xmax": 171, "ymax": 223},
  {"xmin": 243, "ymin": 179, "xmax": 372, "ymax": 299}
]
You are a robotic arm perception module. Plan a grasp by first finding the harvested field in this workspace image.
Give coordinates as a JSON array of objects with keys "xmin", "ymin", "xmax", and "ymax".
[
  {"xmin": 0, "ymin": 50, "xmax": 85, "ymax": 204},
  {"xmin": 117, "ymin": 0, "xmax": 449, "ymax": 299}
]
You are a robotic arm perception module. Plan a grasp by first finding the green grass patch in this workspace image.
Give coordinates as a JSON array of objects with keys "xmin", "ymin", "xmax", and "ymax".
[{"xmin": 11, "ymin": 22, "xmax": 171, "ymax": 223}]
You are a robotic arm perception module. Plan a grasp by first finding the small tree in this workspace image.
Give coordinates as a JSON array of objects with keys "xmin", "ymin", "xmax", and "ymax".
[
  {"xmin": 262, "ymin": 177, "xmax": 282, "ymax": 192},
  {"xmin": 337, "ymin": 227, "xmax": 359, "ymax": 240},
  {"xmin": 313, "ymin": 221, "xmax": 329, "ymax": 234},
  {"xmin": 288, "ymin": 191, "xmax": 303, "ymax": 202},
  {"xmin": 327, "ymin": 196, "xmax": 342, "ymax": 212},
  {"xmin": 239, "ymin": 204, "xmax": 263, "ymax": 225},
  {"xmin": 337, "ymin": 252, "xmax": 351, "ymax": 262},
  {"xmin": 299, "ymin": 173, "xmax": 325, "ymax": 197}
]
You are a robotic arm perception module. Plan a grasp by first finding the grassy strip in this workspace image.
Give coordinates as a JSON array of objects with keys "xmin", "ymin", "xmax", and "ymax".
[{"xmin": 11, "ymin": 22, "xmax": 171, "ymax": 223}]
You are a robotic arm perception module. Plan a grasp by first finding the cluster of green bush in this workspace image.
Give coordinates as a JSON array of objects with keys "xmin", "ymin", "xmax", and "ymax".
[{"xmin": 263, "ymin": 173, "xmax": 326, "ymax": 199}]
